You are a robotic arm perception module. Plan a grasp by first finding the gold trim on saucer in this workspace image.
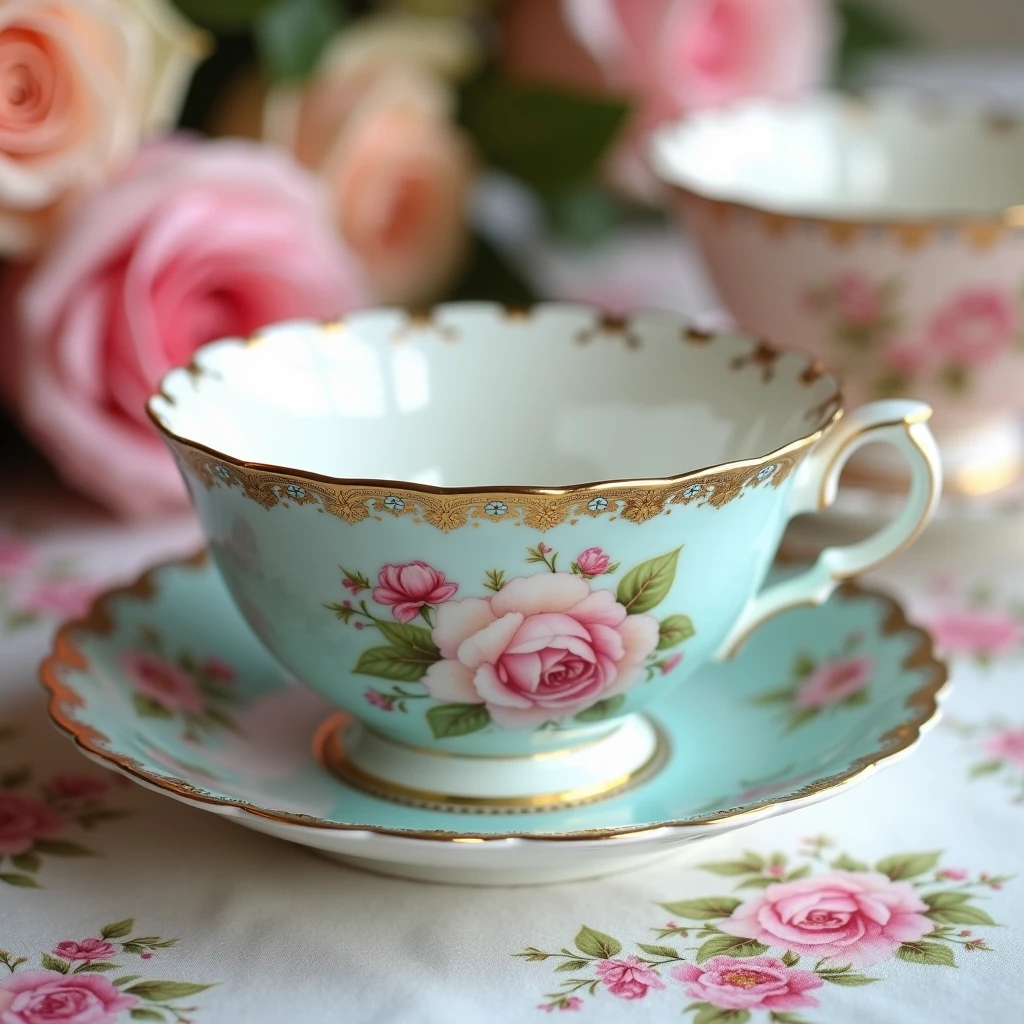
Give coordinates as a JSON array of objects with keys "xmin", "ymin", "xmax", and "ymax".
[
  {"xmin": 313, "ymin": 714, "xmax": 670, "ymax": 814},
  {"xmin": 38, "ymin": 553, "xmax": 948, "ymax": 844}
]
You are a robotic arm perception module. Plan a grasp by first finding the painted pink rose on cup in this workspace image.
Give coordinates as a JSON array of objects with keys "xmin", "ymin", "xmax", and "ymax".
[
  {"xmin": 0, "ymin": 970, "xmax": 137, "ymax": 1024},
  {"xmin": 0, "ymin": 138, "xmax": 368, "ymax": 518},
  {"xmin": 52, "ymin": 938, "xmax": 117, "ymax": 964},
  {"xmin": 202, "ymin": 658, "xmax": 234, "ymax": 683},
  {"xmin": 424, "ymin": 573, "xmax": 659, "ymax": 729},
  {"xmin": 795, "ymin": 655, "xmax": 874, "ymax": 709},
  {"xmin": 595, "ymin": 956, "xmax": 666, "ymax": 1000},
  {"xmin": 984, "ymin": 728, "xmax": 1024, "ymax": 770},
  {"xmin": 928, "ymin": 288, "xmax": 1016, "ymax": 366},
  {"xmin": 0, "ymin": 791, "xmax": 63, "ymax": 855},
  {"xmin": 373, "ymin": 561, "xmax": 458, "ymax": 623},
  {"xmin": 121, "ymin": 652, "xmax": 203, "ymax": 712},
  {"xmin": 929, "ymin": 608, "xmax": 1024, "ymax": 658},
  {"xmin": 836, "ymin": 272, "xmax": 880, "ymax": 326},
  {"xmin": 575, "ymin": 547, "xmax": 611, "ymax": 576},
  {"xmin": 719, "ymin": 871, "xmax": 932, "ymax": 966},
  {"xmin": 672, "ymin": 956, "xmax": 823, "ymax": 1011}
]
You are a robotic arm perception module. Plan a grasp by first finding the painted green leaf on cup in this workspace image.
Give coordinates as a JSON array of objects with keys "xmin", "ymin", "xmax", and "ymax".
[
  {"xmin": 617, "ymin": 548, "xmax": 682, "ymax": 615},
  {"xmin": 132, "ymin": 694, "xmax": 173, "ymax": 719},
  {"xmin": 660, "ymin": 896, "xmax": 742, "ymax": 919},
  {"xmin": 657, "ymin": 614, "xmax": 695, "ymax": 650},
  {"xmin": 694, "ymin": 934, "xmax": 769, "ymax": 963},
  {"xmin": 426, "ymin": 703, "xmax": 491, "ymax": 739},
  {"xmin": 374, "ymin": 621, "xmax": 441, "ymax": 661},
  {"xmin": 573, "ymin": 926, "xmax": 621, "ymax": 959},
  {"xmin": 354, "ymin": 645, "xmax": 435, "ymax": 683},
  {"xmin": 574, "ymin": 695, "xmax": 624, "ymax": 723}
]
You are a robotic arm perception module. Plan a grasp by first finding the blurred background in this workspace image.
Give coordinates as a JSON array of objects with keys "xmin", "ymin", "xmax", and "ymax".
[{"xmin": 0, "ymin": 0, "xmax": 1021, "ymax": 520}]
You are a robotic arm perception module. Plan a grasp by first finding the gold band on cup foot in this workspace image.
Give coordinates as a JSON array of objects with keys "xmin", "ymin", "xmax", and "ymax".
[{"xmin": 313, "ymin": 714, "xmax": 671, "ymax": 815}]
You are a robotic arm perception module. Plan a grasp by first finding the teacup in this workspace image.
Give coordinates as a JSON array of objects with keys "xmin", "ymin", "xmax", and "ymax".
[
  {"xmin": 148, "ymin": 304, "xmax": 941, "ymax": 811},
  {"xmin": 651, "ymin": 90, "xmax": 1024, "ymax": 497}
]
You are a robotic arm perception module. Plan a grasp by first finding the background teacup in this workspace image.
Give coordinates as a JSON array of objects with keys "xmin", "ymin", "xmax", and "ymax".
[
  {"xmin": 652, "ymin": 90, "xmax": 1024, "ymax": 498},
  {"xmin": 149, "ymin": 304, "xmax": 941, "ymax": 811}
]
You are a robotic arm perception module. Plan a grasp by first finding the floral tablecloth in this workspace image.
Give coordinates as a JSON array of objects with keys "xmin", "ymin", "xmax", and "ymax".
[{"xmin": 0, "ymin": 456, "xmax": 1020, "ymax": 1024}]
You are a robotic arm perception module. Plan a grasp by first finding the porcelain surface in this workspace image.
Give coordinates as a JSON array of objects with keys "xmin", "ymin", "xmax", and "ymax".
[
  {"xmin": 145, "ymin": 306, "xmax": 939, "ymax": 784},
  {"xmin": 652, "ymin": 91, "xmax": 1024, "ymax": 497},
  {"xmin": 40, "ymin": 555, "xmax": 948, "ymax": 885}
]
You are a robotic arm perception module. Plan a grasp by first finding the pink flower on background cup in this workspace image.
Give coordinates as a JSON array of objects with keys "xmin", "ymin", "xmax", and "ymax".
[
  {"xmin": 0, "ymin": 970, "xmax": 137, "ymax": 1024},
  {"xmin": 372, "ymin": 562, "xmax": 458, "ymax": 623},
  {"xmin": 835, "ymin": 271, "xmax": 880, "ymax": 326},
  {"xmin": 52, "ymin": 938, "xmax": 117, "ymax": 964},
  {"xmin": 595, "ymin": 956, "xmax": 666, "ymax": 1000},
  {"xmin": 673, "ymin": 956, "xmax": 823, "ymax": 1011},
  {"xmin": 423, "ymin": 573, "xmax": 659, "ymax": 729},
  {"xmin": 121, "ymin": 652, "xmax": 203, "ymax": 712},
  {"xmin": 47, "ymin": 775, "xmax": 109, "ymax": 800},
  {"xmin": 0, "ymin": 138, "xmax": 369, "ymax": 519},
  {"xmin": 660, "ymin": 652, "xmax": 684, "ymax": 675},
  {"xmin": 929, "ymin": 608, "xmax": 1024, "ymax": 658},
  {"xmin": 0, "ymin": 791, "xmax": 64, "ymax": 855},
  {"xmin": 575, "ymin": 547, "xmax": 611, "ymax": 576},
  {"xmin": 201, "ymin": 658, "xmax": 234, "ymax": 683},
  {"xmin": 795, "ymin": 655, "xmax": 874, "ymax": 709},
  {"xmin": 984, "ymin": 728, "xmax": 1024, "ymax": 770},
  {"xmin": 928, "ymin": 288, "xmax": 1016, "ymax": 366},
  {"xmin": 938, "ymin": 868, "xmax": 969, "ymax": 881},
  {"xmin": 718, "ymin": 872, "xmax": 932, "ymax": 966},
  {"xmin": 0, "ymin": 537, "xmax": 33, "ymax": 577},
  {"xmin": 364, "ymin": 689, "xmax": 395, "ymax": 712},
  {"xmin": 16, "ymin": 580, "xmax": 98, "ymax": 620}
]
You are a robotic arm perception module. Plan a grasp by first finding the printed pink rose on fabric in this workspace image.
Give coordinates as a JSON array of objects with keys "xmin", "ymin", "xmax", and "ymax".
[
  {"xmin": 0, "ymin": 970, "xmax": 137, "ymax": 1024},
  {"xmin": 47, "ymin": 775, "xmax": 108, "ymax": 799},
  {"xmin": 928, "ymin": 288, "xmax": 1016, "ymax": 366},
  {"xmin": 795, "ymin": 655, "xmax": 874, "ymax": 709},
  {"xmin": 423, "ymin": 573, "xmax": 659, "ymax": 728},
  {"xmin": 575, "ymin": 547, "xmax": 611, "ymax": 576},
  {"xmin": 372, "ymin": 562, "xmax": 458, "ymax": 623},
  {"xmin": 595, "ymin": 957, "xmax": 666, "ymax": 1000},
  {"xmin": 16, "ymin": 580, "xmax": 98, "ymax": 619},
  {"xmin": 672, "ymin": 956, "xmax": 822, "ymax": 1011},
  {"xmin": 984, "ymin": 728, "xmax": 1024, "ymax": 770},
  {"xmin": 719, "ymin": 872, "xmax": 932, "ymax": 966},
  {"xmin": 121, "ymin": 652, "xmax": 203, "ymax": 712},
  {"xmin": 52, "ymin": 938, "xmax": 117, "ymax": 964},
  {"xmin": 0, "ymin": 792, "xmax": 64, "ymax": 855},
  {"xmin": 929, "ymin": 608, "xmax": 1024, "ymax": 658},
  {"xmin": 0, "ymin": 537, "xmax": 32, "ymax": 577},
  {"xmin": 835, "ymin": 271, "xmax": 880, "ymax": 326}
]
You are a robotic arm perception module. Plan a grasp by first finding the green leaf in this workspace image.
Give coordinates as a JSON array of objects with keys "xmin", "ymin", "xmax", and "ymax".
[
  {"xmin": 555, "ymin": 959, "xmax": 589, "ymax": 972},
  {"xmin": 699, "ymin": 858, "xmax": 764, "ymax": 877},
  {"xmin": 41, "ymin": 953, "xmax": 70, "ymax": 973},
  {"xmin": 172, "ymin": 0, "xmax": 279, "ymax": 30},
  {"xmin": 782, "ymin": 950, "xmax": 800, "ymax": 967},
  {"xmin": 836, "ymin": 0, "xmax": 919, "ymax": 83},
  {"xmin": 573, "ymin": 695, "xmax": 625, "ymax": 722},
  {"xmin": 459, "ymin": 80, "xmax": 629, "ymax": 191},
  {"xmin": 616, "ymin": 548, "xmax": 682, "ymax": 615},
  {"xmin": 130, "ymin": 1010, "xmax": 166, "ymax": 1021},
  {"xmin": 102, "ymin": 920, "xmax": 134, "ymax": 940},
  {"xmin": 114, "ymin": 975, "xmax": 143, "ymax": 986},
  {"xmin": 661, "ymin": 897, "xmax": 741, "ymax": 920},
  {"xmin": 375, "ymin": 621, "xmax": 441, "ymax": 660},
  {"xmin": 695, "ymin": 935, "xmax": 769, "ymax": 963},
  {"xmin": 830, "ymin": 853, "xmax": 870, "ymax": 872},
  {"xmin": 785, "ymin": 865, "xmax": 812, "ymax": 881},
  {"xmin": 792, "ymin": 652, "xmax": 817, "ymax": 678},
  {"xmin": 33, "ymin": 839, "xmax": 93, "ymax": 857},
  {"xmin": 73, "ymin": 962, "xmax": 121, "ymax": 974},
  {"xmin": 10, "ymin": 851, "xmax": 40, "ymax": 872},
  {"xmin": 821, "ymin": 972, "xmax": 880, "ymax": 986},
  {"xmin": 255, "ymin": 0, "xmax": 342, "ymax": 83},
  {"xmin": 637, "ymin": 943, "xmax": 679, "ymax": 958},
  {"xmin": 736, "ymin": 877, "xmax": 776, "ymax": 890},
  {"xmin": 0, "ymin": 873, "xmax": 40, "ymax": 888},
  {"xmin": 970, "ymin": 760, "xmax": 1003, "ymax": 778},
  {"xmin": 574, "ymin": 926, "xmax": 621, "ymax": 959},
  {"xmin": 657, "ymin": 614, "xmax": 695, "ymax": 650},
  {"xmin": 749, "ymin": 686, "xmax": 795, "ymax": 705},
  {"xmin": 125, "ymin": 981, "xmax": 215, "ymax": 1001},
  {"xmin": 895, "ymin": 941, "xmax": 957, "ymax": 967},
  {"xmin": 876, "ymin": 851, "xmax": 942, "ymax": 880},
  {"xmin": 354, "ymin": 645, "xmax": 433, "ymax": 683},
  {"xmin": 539, "ymin": 185, "xmax": 638, "ymax": 248},
  {"xmin": 922, "ymin": 892, "xmax": 971, "ymax": 910},
  {"xmin": 0, "ymin": 765, "xmax": 30, "ymax": 788},
  {"xmin": 448, "ymin": 232, "xmax": 538, "ymax": 306},
  {"xmin": 132, "ymin": 693, "xmax": 173, "ymax": 719},
  {"xmin": 426, "ymin": 703, "xmax": 491, "ymax": 739},
  {"xmin": 923, "ymin": 895, "xmax": 997, "ymax": 926},
  {"xmin": 785, "ymin": 708, "xmax": 819, "ymax": 733},
  {"xmin": 769, "ymin": 1014, "xmax": 811, "ymax": 1024},
  {"xmin": 693, "ymin": 1004, "xmax": 751, "ymax": 1024}
]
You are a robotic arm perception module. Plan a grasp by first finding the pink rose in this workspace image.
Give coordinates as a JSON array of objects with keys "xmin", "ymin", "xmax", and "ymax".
[
  {"xmin": 880, "ymin": 342, "xmax": 932, "ymax": 379},
  {"xmin": 0, "ymin": 970, "xmax": 137, "ymax": 1024},
  {"xmin": 928, "ymin": 288, "xmax": 1016, "ymax": 366},
  {"xmin": 0, "ymin": 537, "xmax": 32, "ymax": 577},
  {"xmin": 364, "ymin": 689, "xmax": 395, "ymax": 712},
  {"xmin": 0, "ymin": 138, "xmax": 368, "ymax": 518},
  {"xmin": 795, "ymin": 655, "xmax": 874, "ymax": 709},
  {"xmin": 0, "ymin": 0, "xmax": 205, "ymax": 255},
  {"xmin": 719, "ymin": 872, "xmax": 933, "ymax": 966},
  {"xmin": 835, "ymin": 272, "xmax": 880, "ymax": 326},
  {"xmin": 0, "ymin": 791, "xmax": 64, "ymax": 855},
  {"xmin": 660, "ymin": 652, "xmax": 684, "ymax": 675},
  {"xmin": 575, "ymin": 547, "xmax": 611, "ymax": 576},
  {"xmin": 938, "ymin": 868, "xmax": 969, "ymax": 881},
  {"xmin": 47, "ymin": 775, "xmax": 109, "ymax": 799},
  {"xmin": 672, "ymin": 956, "xmax": 822, "ymax": 1011},
  {"xmin": 929, "ymin": 608, "xmax": 1024, "ymax": 658},
  {"xmin": 595, "ymin": 956, "xmax": 666, "ymax": 1000},
  {"xmin": 15, "ymin": 580, "xmax": 98, "ymax": 619},
  {"xmin": 372, "ymin": 561, "xmax": 458, "ymax": 623},
  {"xmin": 424, "ymin": 573, "xmax": 659, "ymax": 729},
  {"xmin": 121, "ymin": 651, "xmax": 203, "ymax": 712},
  {"xmin": 984, "ymin": 728, "xmax": 1024, "ymax": 770},
  {"xmin": 51, "ymin": 938, "xmax": 117, "ymax": 964},
  {"xmin": 202, "ymin": 658, "xmax": 234, "ymax": 683}
]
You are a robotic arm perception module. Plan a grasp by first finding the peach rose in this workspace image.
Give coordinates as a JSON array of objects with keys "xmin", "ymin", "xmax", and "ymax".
[
  {"xmin": 0, "ymin": 0, "xmax": 206, "ymax": 255},
  {"xmin": 423, "ymin": 573, "xmax": 659, "ymax": 729},
  {"xmin": 0, "ymin": 138, "xmax": 368, "ymax": 517}
]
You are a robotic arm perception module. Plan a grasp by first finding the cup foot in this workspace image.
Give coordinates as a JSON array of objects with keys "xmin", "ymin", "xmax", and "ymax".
[{"xmin": 313, "ymin": 713, "xmax": 669, "ymax": 814}]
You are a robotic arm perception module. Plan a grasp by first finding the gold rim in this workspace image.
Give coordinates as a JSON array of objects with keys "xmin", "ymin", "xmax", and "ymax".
[
  {"xmin": 146, "ymin": 306, "xmax": 844, "ymax": 532},
  {"xmin": 38, "ymin": 553, "xmax": 948, "ymax": 844}
]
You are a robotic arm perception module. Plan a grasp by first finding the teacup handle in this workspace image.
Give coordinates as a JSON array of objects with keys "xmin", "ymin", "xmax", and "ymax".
[{"xmin": 715, "ymin": 400, "xmax": 942, "ymax": 659}]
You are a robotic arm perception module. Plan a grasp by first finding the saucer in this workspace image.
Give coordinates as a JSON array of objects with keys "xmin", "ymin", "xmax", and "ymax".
[{"xmin": 40, "ymin": 555, "xmax": 947, "ymax": 886}]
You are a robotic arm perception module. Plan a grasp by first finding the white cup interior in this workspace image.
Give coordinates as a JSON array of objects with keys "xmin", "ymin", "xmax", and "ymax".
[
  {"xmin": 150, "ymin": 305, "xmax": 839, "ymax": 487},
  {"xmin": 651, "ymin": 91, "xmax": 1024, "ymax": 219}
]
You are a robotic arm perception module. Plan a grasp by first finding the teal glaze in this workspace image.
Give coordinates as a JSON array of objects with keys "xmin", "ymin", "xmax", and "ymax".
[{"xmin": 58, "ymin": 558, "xmax": 947, "ymax": 837}]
